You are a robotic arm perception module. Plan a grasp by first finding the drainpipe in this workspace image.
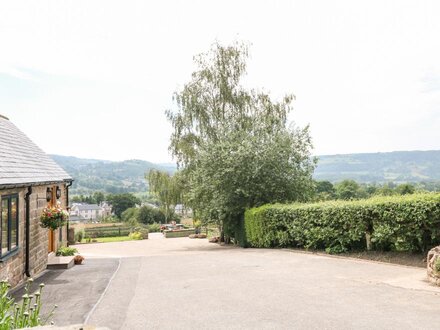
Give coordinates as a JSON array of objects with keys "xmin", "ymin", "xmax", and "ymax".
[
  {"xmin": 66, "ymin": 181, "xmax": 73, "ymax": 246},
  {"xmin": 24, "ymin": 186, "xmax": 32, "ymax": 278}
]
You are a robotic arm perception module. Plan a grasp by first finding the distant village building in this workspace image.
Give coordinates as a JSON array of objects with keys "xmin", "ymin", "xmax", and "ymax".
[
  {"xmin": 70, "ymin": 202, "xmax": 113, "ymax": 223},
  {"xmin": 175, "ymin": 204, "xmax": 192, "ymax": 217}
]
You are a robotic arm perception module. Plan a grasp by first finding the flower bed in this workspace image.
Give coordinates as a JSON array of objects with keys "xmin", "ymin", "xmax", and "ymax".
[{"xmin": 163, "ymin": 229, "xmax": 195, "ymax": 238}]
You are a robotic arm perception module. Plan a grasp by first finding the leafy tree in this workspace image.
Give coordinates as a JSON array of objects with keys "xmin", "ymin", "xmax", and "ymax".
[
  {"xmin": 314, "ymin": 180, "xmax": 336, "ymax": 200},
  {"xmin": 121, "ymin": 207, "xmax": 140, "ymax": 222},
  {"xmin": 107, "ymin": 193, "xmax": 141, "ymax": 218},
  {"xmin": 167, "ymin": 41, "xmax": 315, "ymax": 243},
  {"xmin": 335, "ymin": 180, "xmax": 365, "ymax": 200},
  {"xmin": 138, "ymin": 205, "xmax": 165, "ymax": 224},
  {"xmin": 395, "ymin": 183, "xmax": 415, "ymax": 195},
  {"xmin": 92, "ymin": 191, "xmax": 106, "ymax": 204},
  {"xmin": 375, "ymin": 182, "xmax": 396, "ymax": 196},
  {"xmin": 147, "ymin": 170, "xmax": 182, "ymax": 223}
]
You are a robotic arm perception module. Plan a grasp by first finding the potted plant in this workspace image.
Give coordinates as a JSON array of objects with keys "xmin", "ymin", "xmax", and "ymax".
[
  {"xmin": 40, "ymin": 206, "xmax": 69, "ymax": 230},
  {"xmin": 74, "ymin": 255, "xmax": 85, "ymax": 265}
]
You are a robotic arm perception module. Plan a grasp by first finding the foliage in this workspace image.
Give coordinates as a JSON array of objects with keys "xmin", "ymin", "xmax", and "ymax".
[
  {"xmin": 56, "ymin": 246, "xmax": 78, "ymax": 256},
  {"xmin": 71, "ymin": 191, "xmax": 106, "ymax": 204},
  {"xmin": 74, "ymin": 230, "xmax": 84, "ymax": 243},
  {"xmin": 128, "ymin": 231, "xmax": 144, "ymax": 240},
  {"xmin": 146, "ymin": 223, "xmax": 161, "ymax": 233},
  {"xmin": 334, "ymin": 180, "xmax": 366, "ymax": 200},
  {"xmin": 138, "ymin": 206, "xmax": 165, "ymax": 224},
  {"xmin": 121, "ymin": 207, "xmax": 140, "ymax": 222},
  {"xmin": 40, "ymin": 206, "xmax": 69, "ymax": 230},
  {"xmin": 147, "ymin": 170, "xmax": 182, "ymax": 223},
  {"xmin": 51, "ymin": 155, "xmax": 176, "ymax": 195},
  {"xmin": 121, "ymin": 206, "xmax": 165, "ymax": 225},
  {"xmin": 0, "ymin": 278, "xmax": 55, "ymax": 329},
  {"xmin": 106, "ymin": 193, "xmax": 141, "ymax": 218},
  {"xmin": 84, "ymin": 225, "xmax": 132, "ymax": 238},
  {"xmin": 100, "ymin": 215, "xmax": 119, "ymax": 223},
  {"xmin": 435, "ymin": 257, "xmax": 440, "ymax": 273},
  {"xmin": 244, "ymin": 193, "xmax": 440, "ymax": 253},
  {"xmin": 314, "ymin": 150, "xmax": 440, "ymax": 183},
  {"xmin": 166, "ymin": 41, "xmax": 315, "ymax": 242},
  {"xmin": 312, "ymin": 180, "xmax": 420, "ymax": 201}
]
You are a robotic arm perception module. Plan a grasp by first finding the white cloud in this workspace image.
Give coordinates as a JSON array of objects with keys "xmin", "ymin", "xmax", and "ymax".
[{"xmin": 1, "ymin": 0, "xmax": 440, "ymax": 162}]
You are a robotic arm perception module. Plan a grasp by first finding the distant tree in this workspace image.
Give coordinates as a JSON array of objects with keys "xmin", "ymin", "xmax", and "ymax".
[
  {"xmin": 395, "ymin": 183, "xmax": 415, "ymax": 195},
  {"xmin": 138, "ymin": 205, "xmax": 165, "ymax": 224},
  {"xmin": 375, "ymin": 183, "xmax": 396, "ymax": 196},
  {"xmin": 335, "ymin": 180, "xmax": 364, "ymax": 200},
  {"xmin": 107, "ymin": 193, "xmax": 141, "ymax": 218},
  {"xmin": 364, "ymin": 184, "xmax": 378, "ymax": 196},
  {"xmin": 147, "ymin": 170, "xmax": 182, "ymax": 223},
  {"xmin": 121, "ymin": 207, "xmax": 140, "ymax": 222},
  {"xmin": 314, "ymin": 181, "xmax": 335, "ymax": 200},
  {"xmin": 92, "ymin": 191, "xmax": 106, "ymax": 204}
]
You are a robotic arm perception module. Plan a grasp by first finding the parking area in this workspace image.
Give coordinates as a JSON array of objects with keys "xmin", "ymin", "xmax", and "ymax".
[{"xmin": 23, "ymin": 237, "xmax": 440, "ymax": 329}]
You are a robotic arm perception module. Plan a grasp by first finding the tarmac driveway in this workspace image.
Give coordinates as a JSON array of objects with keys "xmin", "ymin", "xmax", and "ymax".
[{"xmin": 29, "ymin": 234, "xmax": 440, "ymax": 329}]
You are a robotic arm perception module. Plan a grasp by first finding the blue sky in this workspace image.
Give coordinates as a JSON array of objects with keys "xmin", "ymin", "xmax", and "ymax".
[{"xmin": 1, "ymin": 0, "xmax": 440, "ymax": 163}]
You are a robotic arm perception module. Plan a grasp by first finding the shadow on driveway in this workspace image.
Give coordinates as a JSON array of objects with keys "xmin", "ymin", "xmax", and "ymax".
[{"xmin": 12, "ymin": 258, "xmax": 119, "ymax": 327}]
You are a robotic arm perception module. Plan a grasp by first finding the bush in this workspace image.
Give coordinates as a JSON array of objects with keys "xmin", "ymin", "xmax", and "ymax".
[
  {"xmin": 0, "ymin": 278, "xmax": 55, "ymax": 328},
  {"xmin": 147, "ymin": 223, "xmax": 161, "ymax": 233},
  {"xmin": 74, "ymin": 230, "xmax": 84, "ymax": 243},
  {"xmin": 138, "ymin": 206, "xmax": 165, "ymax": 224},
  {"xmin": 129, "ymin": 231, "xmax": 144, "ymax": 240},
  {"xmin": 244, "ymin": 193, "xmax": 440, "ymax": 253},
  {"xmin": 84, "ymin": 226, "xmax": 131, "ymax": 238},
  {"xmin": 56, "ymin": 246, "xmax": 78, "ymax": 256}
]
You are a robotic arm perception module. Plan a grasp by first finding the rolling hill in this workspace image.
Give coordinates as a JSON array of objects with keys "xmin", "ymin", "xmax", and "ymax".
[
  {"xmin": 314, "ymin": 150, "xmax": 440, "ymax": 183},
  {"xmin": 51, "ymin": 150, "xmax": 440, "ymax": 195},
  {"xmin": 50, "ymin": 155, "xmax": 176, "ymax": 195}
]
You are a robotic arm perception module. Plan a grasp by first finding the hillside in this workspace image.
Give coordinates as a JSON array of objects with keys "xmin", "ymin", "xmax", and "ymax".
[
  {"xmin": 52, "ymin": 150, "xmax": 440, "ymax": 195},
  {"xmin": 51, "ymin": 155, "xmax": 176, "ymax": 195},
  {"xmin": 314, "ymin": 150, "xmax": 440, "ymax": 183}
]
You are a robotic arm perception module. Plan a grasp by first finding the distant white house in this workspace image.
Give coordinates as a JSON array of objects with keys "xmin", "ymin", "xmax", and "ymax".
[
  {"xmin": 70, "ymin": 202, "xmax": 113, "ymax": 222},
  {"xmin": 175, "ymin": 204, "xmax": 192, "ymax": 217}
]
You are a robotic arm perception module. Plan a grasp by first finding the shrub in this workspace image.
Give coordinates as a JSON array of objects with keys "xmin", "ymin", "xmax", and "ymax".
[
  {"xmin": 84, "ymin": 226, "xmax": 131, "ymax": 238},
  {"xmin": 0, "ymin": 278, "xmax": 55, "ymax": 328},
  {"xmin": 147, "ymin": 223, "xmax": 161, "ymax": 233},
  {"xmin": 138, "ymin": 206, "xmax": 165, "ymax": 225},
  {"xmin": 56, "ymin": 246, "xmax": 78, "ymax": 256},
  {"xmin": 244, "ymin": 193, "xmax": 440, "ymax": 253},
  {"xmin": 129, "ymin": 231, "xmax": 144, "ymax": 240},
  {"xmin": 74, "ymin": 230, "xmax": 84, "ymax": 243}
]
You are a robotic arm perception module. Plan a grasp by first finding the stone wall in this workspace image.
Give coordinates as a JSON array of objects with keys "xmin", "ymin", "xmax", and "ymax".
[
  {"xmin": 427, "ymin": 246, "xmax": 440, "ymax": 286},
  {"xmin": 0, "ymin": 183, "xmax": 69, "ymax": 288}
]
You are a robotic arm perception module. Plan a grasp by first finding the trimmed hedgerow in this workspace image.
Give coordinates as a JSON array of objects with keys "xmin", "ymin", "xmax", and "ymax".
[{"xmin": 244, "ymin": 193, "xmax": 440, "ymax": 253}]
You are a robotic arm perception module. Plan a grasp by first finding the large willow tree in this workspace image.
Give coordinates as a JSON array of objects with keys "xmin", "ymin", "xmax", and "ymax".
[{"xmin": 167, "ymin": 41, "xmax": 316, "ymax": 244}]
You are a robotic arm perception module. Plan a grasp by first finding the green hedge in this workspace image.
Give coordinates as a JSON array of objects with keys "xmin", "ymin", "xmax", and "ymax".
[
  {"xmin": 244, "ymin": 193, "xmax": 440, "ymax": 253},
  {"xmin": 84, "ymin": 226, "xmax": 132, "ymax": 238}
]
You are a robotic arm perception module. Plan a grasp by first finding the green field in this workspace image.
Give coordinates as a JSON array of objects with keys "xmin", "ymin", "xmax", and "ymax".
[{"xmin": 81, "ymin": 236, "xmax": 135, "ymax": 243}]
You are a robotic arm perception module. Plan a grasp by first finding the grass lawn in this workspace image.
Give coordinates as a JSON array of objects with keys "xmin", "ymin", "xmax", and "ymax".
[{"xmin": 80, "ymin": 236, "xmax": 135, "ymax": 243}]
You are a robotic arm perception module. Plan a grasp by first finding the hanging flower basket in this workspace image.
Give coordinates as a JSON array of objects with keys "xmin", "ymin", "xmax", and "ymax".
[{"xmin": 40, "ymin": 206, "xmax": 69, "ymax": 230}]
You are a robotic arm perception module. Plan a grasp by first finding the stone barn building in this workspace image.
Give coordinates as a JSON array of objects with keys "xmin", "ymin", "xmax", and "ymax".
[{"xmin": 0, "ymin": 114, "xmax": 73, "ymax": 287}]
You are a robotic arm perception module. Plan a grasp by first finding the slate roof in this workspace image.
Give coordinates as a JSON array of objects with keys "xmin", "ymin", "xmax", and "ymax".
[
  {"xmin": 73, "ymin": 204, "xmax": 101, "ymax": 211},
  {"xmin": 0, "ymin": 115, "xmax": 72, "ymax": 188}
]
